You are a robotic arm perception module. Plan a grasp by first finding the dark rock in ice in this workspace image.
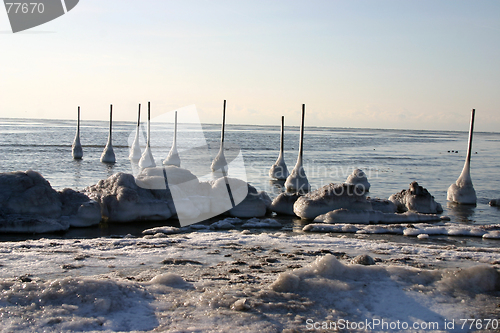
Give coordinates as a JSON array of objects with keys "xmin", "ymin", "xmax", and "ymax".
[
  {"xmin": 490, "ymin": 199, "xmax": 500, "ymax": 207},
  {"xmin": 389, "ymin": 182, "xmax": 443, "ymax": 214},
  {"xmin": 351, "ymin": 254, "xmax": 375, "ymax": 265}
]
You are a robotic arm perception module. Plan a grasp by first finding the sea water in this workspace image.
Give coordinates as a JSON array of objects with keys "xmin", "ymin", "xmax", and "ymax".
[{"xmin": 1, "ymin": 118, "xmax": 499, "ymax": 223}]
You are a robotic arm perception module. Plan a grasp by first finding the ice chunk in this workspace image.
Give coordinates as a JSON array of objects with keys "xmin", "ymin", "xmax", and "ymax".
[
  {"xmin": 389, "ymin": 181, "xmax": 443, "ymax": 214},
  {"xmin": 293, "ymin": 183, "xmax": 371, "ymax": 219},
  {"xmin": 0, "ymin": 171, "xmax": 100, "ymax": 232},
  {"xmin": 313, "ymin": 209, "xmax": 442, "ymax": 225},
  {"xmin": 85, "ymin": 172, "xmax": 173, "ymax": 222},
  {"xmin": 228, "ymin": 184, "xmax": 268, "ymax": 218},
  {"xmin": 367, "ymin": 197, "xmax": 397, "ymax": 213},
  {"xmin": 270, "ymin": 192, "xmax": 302, "ymax": 216},
  {"xmin": 345, "ymin": 168, "xmax": 370, "ymax": 192}
]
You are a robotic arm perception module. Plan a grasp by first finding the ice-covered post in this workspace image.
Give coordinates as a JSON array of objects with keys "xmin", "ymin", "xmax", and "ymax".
[
  {"xmin": 72, "ymin": 106, "xmax": 83, "ymax": 159},
  {"xmin": 447, "ymin": 109, "xmax": 477, "ymax": 205},
  {"xmin": 163, "ymin": 110, "xmax": 181, "ymax": 167},
  {"xmin": 269, "ymin": 116, "xmax": 289, "ymax": 180},
  {"xmin": 100, "ymin": 105, "xmax": 116, "ymax": 163},
  {"xmin": 129, "ymin": 104, "xmax": 142, "ymax": 161},
  {"xmin": 139, "ymin": 101, "xmax": 156, "ymax": 168},
  {"xmin": 211, "ymin": 100, "xmax": 228, "ymax": 172},
  {"xmin": 285, "ymin": 104, "xmax": 310, "ymax": 193}
]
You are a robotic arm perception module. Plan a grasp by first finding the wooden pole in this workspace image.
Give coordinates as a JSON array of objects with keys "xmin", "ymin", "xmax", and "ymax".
[
  {"xmin": 299, "ymin": 104, "xmax": 305, "ymax": 160},
  {"xmin": 147, "ymin": 101, "xmax": 151, "ymax": 147},
  {"xmin": 466, "ymin": 108, "xmax": 475, "ymax": 163},
  {"xmin": 280, "ymin": 115, "xmax": 285, "ymax": 153},
  {"xmin": 109, "ymin": 104, "xmax": 112, "ymax": 139},
  {"xmin": 137, "ymin": 104, "xmax": 141, "ymax": 127},
  {"xmin": 221, "ymin": 100, "xmax": 226, "ymax": 143},
  {"xmin": 77, "ymin": 106, "xmax": 80, "ymax": 134}
]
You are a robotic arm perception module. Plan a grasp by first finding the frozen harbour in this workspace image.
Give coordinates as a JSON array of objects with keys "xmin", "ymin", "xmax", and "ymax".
[{"xmin": 1, "ymin": 229, "xmax": 500, "ymax": 332}]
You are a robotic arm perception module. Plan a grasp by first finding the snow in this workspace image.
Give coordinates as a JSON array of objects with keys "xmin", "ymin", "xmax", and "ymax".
[
  {"xmin": 389, "ymin": 181, "xmax": 443, "ymax": 214},
  {"xmin": 0, "ymin": 229, "xmax": 499, "ymax": 332}
]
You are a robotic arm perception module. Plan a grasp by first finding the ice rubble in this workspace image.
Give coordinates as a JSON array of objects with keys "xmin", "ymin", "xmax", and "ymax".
[
  {"xmin": 389, "ymin": 181, "xmax": 443, "ymax": 214},
  {"xmin": 312, "ymin": 209, "xmax": 442, "ymax": 224},
  {"xmin": 0, "ymin": 171, "xmax": 100, "ymax": 233},
  {"xmin": 85, "ymin": 167, "xmax": 270, "ymax": 222},
  {"xmin": 304, "ymin": 221, "xmax": 500, "ymax": 238}
]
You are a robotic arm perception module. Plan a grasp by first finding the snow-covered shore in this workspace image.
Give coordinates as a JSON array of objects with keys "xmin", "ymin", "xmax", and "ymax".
[{"xmin": 1, "ymin": 229, "xmax": 499, "ymax": 332}]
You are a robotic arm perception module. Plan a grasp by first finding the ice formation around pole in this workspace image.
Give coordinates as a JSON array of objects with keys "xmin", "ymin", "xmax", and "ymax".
[
  {"xmin": 100, "ymin": 105, "xmax": 116, "ymax": 164},
  {"xmin": 139, "ymin": 102, "xmax": 156, "ymax": 168},
  {"xmin": 285, "ymin": 104, "xmax": 310, "ymax": 193},
  {"xmin": 163, "ymin": 111, "xmax": 181, "ymax": 167},
  {"xmin": 211, "ymin": 100, "xmax": 228, "ymax": 172},
  {"xmin": 71, "ymin": 106, "xmax": 83, "ymax": 159},
  {"xmin": 129, "ymin": 104, "xmax": 142, "ymax": 161},
  {"xmin": 447, "ymin": 109, "xmax": 477, "ymax": 205},
  {"xmin": 269, "ymin": 116, "xmax": 289, "ymax": 180}
]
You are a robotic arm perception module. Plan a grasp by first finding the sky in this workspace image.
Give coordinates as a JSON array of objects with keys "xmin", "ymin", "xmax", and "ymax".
[{"xmin": 1, "ymin": 0, "xmax": 499, "ymax": 131}]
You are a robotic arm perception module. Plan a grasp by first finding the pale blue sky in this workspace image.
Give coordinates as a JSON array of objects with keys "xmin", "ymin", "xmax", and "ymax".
[{"xmin": 1, "ymin": 0, "xmax": 499, "ymax": 131}]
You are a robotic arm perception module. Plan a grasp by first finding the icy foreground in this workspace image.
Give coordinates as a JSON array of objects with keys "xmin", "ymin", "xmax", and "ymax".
[{"xmin": 1, "ymin": 231, "xmax": 499, "ymax": 332}]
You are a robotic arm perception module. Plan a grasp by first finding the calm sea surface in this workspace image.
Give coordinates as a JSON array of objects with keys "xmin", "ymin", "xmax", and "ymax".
[{"xmin": 1, "ymin": 118, "xmax": 499, "ymax": 228}]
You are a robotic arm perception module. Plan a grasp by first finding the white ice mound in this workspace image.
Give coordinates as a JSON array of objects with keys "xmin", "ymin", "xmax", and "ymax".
[
  {"xmin": 0, "ymin": 171, "xmax": 100, "ymax": 233},
  {"xmin": 293, "ymin": 183, "xmax": 371, "ymax": 219},
  {"xmin": 345, "ymin": 168, "xmax": 370, "ymax": 192},
  {"xmin": 447, "ymin": 160, "xmax": 477, "ymax": 205},
  {"xmin": 389, "ymin": 181, "xmax": 443, "ymax": 214},
  {"xmin": 490, "ymin": 199, "xmax": 500, "ymax": 206},
  {"xmin": 269, "ymin": 154, "xmax": 289, "ymax": 180},
  {"xmin": 270, "ymin": 192, "xmax": 302, "ymax": 216},
  {"xmin": 85, "ymin": 172, "xmax": 174, "ymax": 222},
  {"xmin": 313, "ymin": 209, "xmax": 442, "ymax": 224},
  {"xmin": 284, "ymin": 162, "xmax": 310, "ymax": 194},
  {"xmin": 72, "ymin": 135, "xmax": 83, "ymax": 159}
]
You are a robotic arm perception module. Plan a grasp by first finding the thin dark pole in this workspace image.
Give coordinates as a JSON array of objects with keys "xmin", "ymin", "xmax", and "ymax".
[
  {"xmin": 221, "ymin": 100, "xmax": 226, "ymax": 143},
  {"xmin": 147, "ymin": 101, "xmax": 151, "ymax": 146},
  {"xmin": 109, "ymin": 104, "xmax": 112, "ymax": 138},
  {"xmin": 137, "ymin": 104, "xmax": 141, "ymax": 127},
  {"xmin": 466, "ymin": 109, "xmax": 475, "ymax": 163},
  {"xmin": 77, "ymin": 106, "xmax": 80, "ymax": 133},
  {"xmin": 280, "ymin": 116, "xmax": 285, "ymax": 153},
  {"xmin": 299, "ymin": 104, "xmax": 305, "ymax": 160},
  {"xmin": 174, "ymin": 111, "xmax": 177, "ymax": 143}
]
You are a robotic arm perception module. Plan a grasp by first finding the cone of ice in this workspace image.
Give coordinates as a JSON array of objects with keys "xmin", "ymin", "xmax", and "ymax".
[
  {"xmin": 447, "ymin": 109, "xmax": 477, "ymax": 205},
  {"xmin": 100, "ymin": 105, "xmax": 116, "ymax": 164},
  {"xmin": 139, "ymin": 102, "xmax": 156, "ymax": 168},
  {"xmin": 285, "ymin": 104, "xmax": 310, "ymax": 193},
  {"xmin": 269, "ymin": 116, "xmax": 289, "ymax": 180},
  {"xmin": 163, "ymin": 111, "xmax": 181, "ymax": 167},
  {"xmin": 211, "ymin": 100, "xmax": 228, "ymax": 172},
  {"xmin": 129, "ymin": 104, "xmax": 142, "ymax": 161},
  {"xmin": 72, "ymin": 106, "xmax": 83, "ymax": 159}
]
